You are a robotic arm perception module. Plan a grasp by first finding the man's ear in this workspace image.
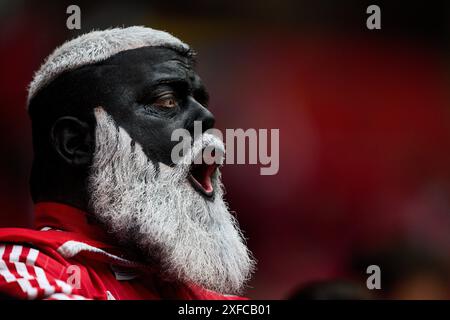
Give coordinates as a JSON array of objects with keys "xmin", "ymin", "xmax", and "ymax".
[{"xmin": 50, "ymin": 116, "xmax": 94, "ymax": 166}]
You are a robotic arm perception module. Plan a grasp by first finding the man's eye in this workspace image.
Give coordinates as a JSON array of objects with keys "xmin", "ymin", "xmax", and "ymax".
[{"xmin": 153, "ymin": 94, "xmax": 178, "ymax": 109}]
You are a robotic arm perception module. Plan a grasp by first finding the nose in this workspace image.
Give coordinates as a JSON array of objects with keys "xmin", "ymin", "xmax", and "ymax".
[
  {"xmin": 188, "ymin": 97, "xmax": 215, "ymax": 133},
  {"xmin": 199, "ymin": 107, "xmax": 215, "ymax": 132}
]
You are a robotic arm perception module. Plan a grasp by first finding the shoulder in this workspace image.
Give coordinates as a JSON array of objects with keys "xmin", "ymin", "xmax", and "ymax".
[
  {"xmin": 0, "ymin": 227, "xmax": 73, "ymax": 245},
  {"xmin": 0, "ymin": 231, "xmax": 90, "ymax": 300},
  {"xmin": 0, "ymin": 227, "xmax": 107, "ymax": 253}
]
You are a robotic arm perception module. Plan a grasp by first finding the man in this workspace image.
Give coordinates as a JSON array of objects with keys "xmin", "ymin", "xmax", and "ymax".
[{"xmin": 0, "ymin": 26, "xmax": 255, "ymax": 300}]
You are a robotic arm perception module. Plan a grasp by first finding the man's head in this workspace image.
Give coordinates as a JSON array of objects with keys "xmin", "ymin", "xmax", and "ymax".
[{"xmin": 28, "ymin": 27, "xmax": 254, "ymax": 294}]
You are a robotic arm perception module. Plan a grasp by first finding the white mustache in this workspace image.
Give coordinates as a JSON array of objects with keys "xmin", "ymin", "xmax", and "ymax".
[{"xmin": 176, "ymin": 133, "xmax": 226, "ymax": 166}]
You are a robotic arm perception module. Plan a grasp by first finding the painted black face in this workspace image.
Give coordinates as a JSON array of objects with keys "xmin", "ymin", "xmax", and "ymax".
[
  {"xmin": 29, "ymin": 46, "xmax": 218, "ymax": 202},
  {"xmin": 92, "ymin": 47, "xmax": 215, "ymax": 166}
]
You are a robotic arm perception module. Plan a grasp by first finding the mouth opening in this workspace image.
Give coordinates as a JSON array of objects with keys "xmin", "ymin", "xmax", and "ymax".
[{"xmin": 188, "ymin": 150, "xmax": 217, "ymax": 198}]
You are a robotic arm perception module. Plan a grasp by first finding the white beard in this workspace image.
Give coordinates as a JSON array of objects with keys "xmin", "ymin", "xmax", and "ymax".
[{"xmin": 87, "ymin": 108, "xmax": 255, "ymax": 294}]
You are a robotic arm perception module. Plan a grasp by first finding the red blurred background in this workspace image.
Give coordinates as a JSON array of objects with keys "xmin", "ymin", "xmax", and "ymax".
[{"xmin": 1, "ymin": 0, "xmax": 450, "ymax": 299}]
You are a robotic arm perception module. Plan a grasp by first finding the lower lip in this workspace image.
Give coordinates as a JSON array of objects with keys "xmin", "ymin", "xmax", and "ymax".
[{"xmin": 187, "ymin": 174, "xmax": 214, "ymax": 198}]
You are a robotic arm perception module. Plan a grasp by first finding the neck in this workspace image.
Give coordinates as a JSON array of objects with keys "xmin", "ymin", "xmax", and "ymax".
[{"xmin": 30, "ymin": 160, "xmax": 90, "ymax": 211}]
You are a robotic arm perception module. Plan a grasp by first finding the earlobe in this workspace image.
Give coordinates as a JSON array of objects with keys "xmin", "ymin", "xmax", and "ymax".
[{"xmin": 50, "ymin": 117, "xmax": 94, "ymax": 166}]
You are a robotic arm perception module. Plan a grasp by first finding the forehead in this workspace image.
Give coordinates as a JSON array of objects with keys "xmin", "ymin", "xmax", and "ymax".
[{"xmin": 96, "ymin": 46, "xmax": 197, "ymax": 84}]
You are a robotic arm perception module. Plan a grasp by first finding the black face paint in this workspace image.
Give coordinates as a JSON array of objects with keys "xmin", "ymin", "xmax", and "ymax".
[
  {"xmin": 91, "ymin": 46, "xmax": 215, "ymax": 166},
  {"xmin": 28, "ymin": 46, "xmax": 216, "ymax": 206}
]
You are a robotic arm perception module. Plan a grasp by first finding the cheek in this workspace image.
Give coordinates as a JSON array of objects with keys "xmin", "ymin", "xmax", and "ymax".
[
  {"xmin": 174, "ymin": 108, "xmax": 200, "ymax": 137},
  {"xmin": 112, "ymin": 107, "xmax": 193, "ymax": 165},
  {"xmin": 133, "ymin": 119, "xmax": 186, "ymax": 165},
  {"xmin": 156, "ymin": 122, "xmax": 190, "ymax": 164}
]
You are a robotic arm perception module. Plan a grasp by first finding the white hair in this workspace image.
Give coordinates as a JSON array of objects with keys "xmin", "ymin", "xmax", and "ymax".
[
  {"xmin": 27, "ymin": 26, "xmax": 189, "ymax": 106},
  {"xmin": 88, "ymin": 108, "xmax": 255, "ymax": 294}
]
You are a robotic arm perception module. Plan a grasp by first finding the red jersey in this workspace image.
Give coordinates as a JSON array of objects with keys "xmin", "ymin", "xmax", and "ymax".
[{"xmin": 0, "ymin": 202, "xmax": 245, "ymax": 300}]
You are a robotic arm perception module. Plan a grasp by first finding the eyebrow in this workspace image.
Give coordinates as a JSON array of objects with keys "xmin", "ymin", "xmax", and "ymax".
[
  {"xmin": 144, "ymin": 76, "xmax": 210, "ymax": 106},
  {"xmin": 151, "ymin": 77, "xmax": 207, "ymax": 93},
  {"xmin": 151, "ymin": 77, "xmax": 188, "ymax": 86}
]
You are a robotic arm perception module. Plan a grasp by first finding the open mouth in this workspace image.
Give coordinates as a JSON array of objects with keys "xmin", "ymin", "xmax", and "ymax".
[{"xmin": 188, "ymin": 161, "xmax": 217, "ymax": 198}]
